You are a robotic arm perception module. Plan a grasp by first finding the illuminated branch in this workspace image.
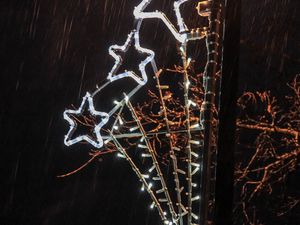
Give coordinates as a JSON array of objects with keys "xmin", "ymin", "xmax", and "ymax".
[{"xmin": 237, "ymin": 122, "xmax": 299, "ymax": 141}]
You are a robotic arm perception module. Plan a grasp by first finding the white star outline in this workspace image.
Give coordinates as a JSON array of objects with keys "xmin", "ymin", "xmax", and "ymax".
[
  {"xmin": 134, "ymin": 0, "xmax": 191, "ymax": 43},
  {"xmin": 64, "ymin": 92, "xmax": 109, "ymax": 149},
  {"xmin": 107, "ymin": 27, "xmax": 156, "ymax": 86}
]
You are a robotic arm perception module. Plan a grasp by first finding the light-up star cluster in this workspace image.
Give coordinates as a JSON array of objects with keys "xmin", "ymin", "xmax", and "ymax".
[
  {"xmin": 64, "ymin": 0, "xmax": 207, "ymax": 149},
  {"xmin": 62, "ymin": 1, "xmax": 219, "ymax": 225}
]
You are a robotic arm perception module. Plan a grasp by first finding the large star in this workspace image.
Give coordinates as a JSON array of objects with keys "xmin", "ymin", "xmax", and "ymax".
[
  {"xmin": 64, "ymin": 92, "xmax": 109, "ymax": 149},
  {"xmin": 133, "ymin": 0, "xmax": 190, "ymax": 43},
  {"xmin": 107, "ymin": 29, "xmax": 155, "ymax": 86}
]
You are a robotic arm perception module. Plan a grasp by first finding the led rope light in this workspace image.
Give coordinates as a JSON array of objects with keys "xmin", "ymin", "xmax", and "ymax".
[
  {"xmin": 134, "ymin": 0, "xmax": 188, "ymax": 43},
  {"xmin": 64, "ymin": 92, "xmax": 109, "ymax": 148},
  {"xmin": 174, "ymin": 0, "xmax": 189, "ymax": 33},
  {"xmin": 107, "ymin": 25, "xmax": 155, "ymax": 85}
]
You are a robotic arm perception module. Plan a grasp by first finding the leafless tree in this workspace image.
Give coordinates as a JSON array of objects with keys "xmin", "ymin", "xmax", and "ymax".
[{"xmin": 234, "ymin": 75, "xmax": 300, "ymax": 224}]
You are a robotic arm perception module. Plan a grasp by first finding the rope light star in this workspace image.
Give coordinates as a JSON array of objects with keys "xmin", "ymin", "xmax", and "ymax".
[
  {"xmin": 64, "ymin": 92, "xmax": 109, "ymax": 148},
  {"xmin": 134, "ymin": 0, "xmax": 187, "ymax": 43},
  {"xmin": 134, "ymin": 0, "xmax": 207, "ymax": 43},
  {"xmin": 107, "ymin": 23, "xmax": 156, "ymax": 86},
  {"xmin": 62, "ymin": 1, "xmax": 224, "ymax": 225}
]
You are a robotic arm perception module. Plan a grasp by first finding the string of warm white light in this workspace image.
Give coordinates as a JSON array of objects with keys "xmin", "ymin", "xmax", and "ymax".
[
  {"xmin": 109, "ymin": 133, "xmax": 168, "ymax": 222},
  {"xmin": 125, "ymin": 97, "xmax": 178, "ymax": 223},
  {"xmin": 180, "ymin": 41, "xmax": 202, "ymax": 224},
  {"xmin": 107, "ymin": 98, "xmax": 178, "ymax": 224},
  {"xmin": 155, "ymin": 71, "xmax": 184, "ymax": 225}
]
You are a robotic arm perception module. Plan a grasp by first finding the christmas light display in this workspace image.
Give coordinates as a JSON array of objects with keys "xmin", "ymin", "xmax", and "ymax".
[{"xmin": 62, "ymin": 1, "xmax": 224, "ymax": 225}]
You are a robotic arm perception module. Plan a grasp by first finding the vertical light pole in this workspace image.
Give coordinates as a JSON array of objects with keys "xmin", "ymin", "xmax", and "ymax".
[{"xmin": 199, "ymin": 0, "xmax": 224, "ymax": 224}]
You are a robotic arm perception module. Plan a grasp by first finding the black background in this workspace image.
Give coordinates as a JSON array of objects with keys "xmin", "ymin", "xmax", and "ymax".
[{"xmin": 1, "ymin": 0, "xmax": 300, "ymax": 225}]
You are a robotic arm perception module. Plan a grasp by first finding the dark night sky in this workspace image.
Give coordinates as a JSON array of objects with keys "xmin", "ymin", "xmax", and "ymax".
[{"xmin": 1, "ymin": 0, "xmax": 300, "ymax": 225}]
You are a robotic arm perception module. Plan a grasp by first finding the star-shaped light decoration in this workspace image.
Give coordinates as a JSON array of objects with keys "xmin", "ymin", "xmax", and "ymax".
[
  {"xmin": 107, "ymin": 29, "xmax": 155, "ymax": 86},
  {"xmin": 133, "ymin": 0, "xmax": 190, "ymax": 43},
  {"xmin": 134, "ymin": 0, "xmax": 209, "ymax": 43},
  {"xmin": 64, "ymin": 92, "xmax": 109, "ymax": 149}
]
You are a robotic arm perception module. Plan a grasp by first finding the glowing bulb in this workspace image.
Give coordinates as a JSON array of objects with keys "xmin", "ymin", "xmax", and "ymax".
[
  {"xmin": 192, "ymin": 213, "xmax": 199, "ymax": 220},
  {"xmin": 191, "ymin": 151, "xmax": 199, "ymax": 158},
  {"xmin": 138, "ymin": 144, "xmax": 148, "ymax": 149},
  {"xmin": 117, "ymin": 153, "xmax": 126, "ymax": 158},
  {"xmin": 188, "ymin": 100, "xmax": 197, "ymax": 107},
  {"xmin": 148, "ymin": 183, "xmax": 153, "ymax": 189},
  {"xmin": 172, "ymin": 146, "xmax": 180, "ymax": 151},
  {"xmin": 192, "ymin": 195, "xmax": 200, "ymax": 201},
  {"xmin": 190, "ymin": 140, "xmax": 200, "ymax": 145},
  {"xmin": 148, "ymin": 165, "xmax": 155, "ymax": 173},
  {"xmin": 118, "ymin": 116, "xmax": 124, "ymax": 125},
  {"xmin": 104, "ymin": 139, "xmax": 111, "ymax": 145},
  {"xmin": 125, "ymin": 95, "xmax": 129, "ymax": 103},
  {"xmin": 191, "ymin": 162, "xmax": 201, "ymax": 168},
  {"xmin": 130, "ymin": 126, "xmax": 139, "ymax": 132},
  {"xmin": 150, "ymin": 202, "xmax": 155, "ymax": 209},
  {"xmin": 192, "ymin": 167, "xmax": 200, "ymax": 175},
  {"xmin": 185, "ymin": 80, "xmax": 191, "ymax": 89},
  {"xmin": 190, "ymin": 123, "xmax": 199, "ymax": 129}
]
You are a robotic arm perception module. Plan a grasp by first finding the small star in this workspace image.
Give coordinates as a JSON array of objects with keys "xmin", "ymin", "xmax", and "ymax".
[
  {"xmin": 107, "ymin": 30, "xmax": 155, "ymax": 86},
  {"xmin": 64, "ymin": 92, "xmax": 109, "ymax": 149}
]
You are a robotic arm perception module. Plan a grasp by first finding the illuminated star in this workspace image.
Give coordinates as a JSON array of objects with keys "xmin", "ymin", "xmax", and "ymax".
[
  {"xmin": 107, "ymin": 30, "xmax": 155, "ymax": 86},
  {"xmin": 64, "ymin": 92, "xmax": 109, "ymax": 149},
  {"xmin": 133, "ymin": 0, "xmax": 190, "ymax": 43}
]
